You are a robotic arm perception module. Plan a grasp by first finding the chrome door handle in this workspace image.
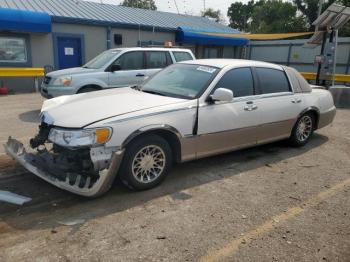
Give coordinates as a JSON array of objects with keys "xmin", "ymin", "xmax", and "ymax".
[
  {"xmin": 244, "ymin": 101, "xmax": 258, "ymax": 111},
  {"xmin": 244, "ymin": 105, "xmax": 258, "ymax": 111},
  {"xmin": 291, "ymin": 98, "xmax": 302, "ymax": 103}
]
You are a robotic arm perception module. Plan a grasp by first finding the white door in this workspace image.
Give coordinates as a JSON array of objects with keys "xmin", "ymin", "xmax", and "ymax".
[
  {"xmin": 196, "ymin": 67, "xmax": 260, "ymax": 158},
  {"xmin": 252, "ymin": 67, "xmax": 305, "ymax": 143},
  {"xmin": 108, "ymin": 51, "xmax": 147, "ymax": 87}
]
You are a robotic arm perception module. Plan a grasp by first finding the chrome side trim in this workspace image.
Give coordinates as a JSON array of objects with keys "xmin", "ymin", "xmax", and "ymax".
[
  {"xmin": 107, "ymin": 107, "xmax": 193, "ymax": 124},
  {"xmin": 199, "ymin": 92, "xmax": 294, "ymax": 107},
  {"xmin": 5, "ymin": 137, "xmax": 124, "ymax": 197}
]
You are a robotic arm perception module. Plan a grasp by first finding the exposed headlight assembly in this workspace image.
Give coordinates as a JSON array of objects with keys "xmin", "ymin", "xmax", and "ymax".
[
  {"xmin": 52, "ymin": 76, "xmax": 72, "ymax": 87},
  {"xmin": 48, "ymin": 127, "xmax": 112, "ymax": 148}
]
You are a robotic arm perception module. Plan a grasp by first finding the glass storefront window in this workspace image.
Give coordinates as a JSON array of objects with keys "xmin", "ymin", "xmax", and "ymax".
[{"xmin": 0, "ymin": 36, "xmax": 28, "ymax": 63}]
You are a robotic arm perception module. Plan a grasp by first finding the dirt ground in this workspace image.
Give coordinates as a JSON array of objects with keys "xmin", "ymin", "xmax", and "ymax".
[{"xmin": 0, "ymin": 93, "xmax": 349, "ymax": 262}]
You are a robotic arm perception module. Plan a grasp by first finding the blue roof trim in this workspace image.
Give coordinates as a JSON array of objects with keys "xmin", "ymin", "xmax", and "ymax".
[
  {"xmin": 178, "ymin": 26, "xmax": 241, "ymax": 34},
  {"xmin": 0, "ymin": 8, "xmax": 51, "ymax": 33},
  {"xmin": 176, "ymin": 27, "xmax": 248, "ymax": 46}
]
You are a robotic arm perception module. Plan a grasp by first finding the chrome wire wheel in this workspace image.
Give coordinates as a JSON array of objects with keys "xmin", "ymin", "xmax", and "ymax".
[
  {"xmin": 296, "ymin": 115, "xmax": 313, "ymax": 142},
  {"xmin": 131, "ymin": 145, "xmax": 166, "ymax": 184}
]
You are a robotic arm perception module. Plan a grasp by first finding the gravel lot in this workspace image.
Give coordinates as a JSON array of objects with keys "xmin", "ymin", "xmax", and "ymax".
[{"xmin": 0, "ymin": 93, "xmax": 349, "ymax": 262}]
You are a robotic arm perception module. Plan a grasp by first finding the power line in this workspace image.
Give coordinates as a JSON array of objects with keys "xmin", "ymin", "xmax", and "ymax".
[{"xmin": 173, "ymin": 0, "xmax": 180, "ymax": 14}]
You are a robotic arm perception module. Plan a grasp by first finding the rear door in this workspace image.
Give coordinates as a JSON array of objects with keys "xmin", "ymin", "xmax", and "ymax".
[
  {"xmin": 252, "ymin": 67, "xmax": 305, "ymax": 143},
  {"xmin": 196, "ymin": 67, "xmax": 259, "ymax": 158},
  {"xmin": 144, "ymin": 51, "xmax": 172, "ymax": 78},
  {"xmin": 108, "ymin": 51, "xmax": 146, "ymax": 87}
]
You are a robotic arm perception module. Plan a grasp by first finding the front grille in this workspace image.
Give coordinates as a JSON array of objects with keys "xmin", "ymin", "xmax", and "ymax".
[{"xmin": 44, "ymin": 76, "xmax": 51, "ymax": 85}]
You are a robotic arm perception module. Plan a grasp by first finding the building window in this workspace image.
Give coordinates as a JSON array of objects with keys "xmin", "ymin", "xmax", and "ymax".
[{"xmin": 0, "ymin": 35, "xmax": 30, "ymax": 66}]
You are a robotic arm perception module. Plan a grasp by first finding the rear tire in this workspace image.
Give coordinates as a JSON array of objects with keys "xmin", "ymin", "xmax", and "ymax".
[
  {"xmin": 119, "ymin": 135, "xmax": 172, "ymax": 191},
  {"xmin": 289, "ymin": 112, "xmax": 315, "ymax": 147}
]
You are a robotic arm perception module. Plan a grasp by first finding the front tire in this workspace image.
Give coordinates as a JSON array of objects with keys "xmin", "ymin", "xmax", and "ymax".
[
  {"xmin": 119, "ymin": 135, "xmax": 172, "ymax": 191},
  {"xmin": 77, "ymin": 87, "xmax": 99, "ymax": 93},
  {"xmin": 289, "ymin": 112, "xmax": 315, "ymax": 147}
]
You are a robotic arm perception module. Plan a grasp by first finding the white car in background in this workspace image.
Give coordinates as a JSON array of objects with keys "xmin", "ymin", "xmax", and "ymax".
[
  {"xmin": 6, "ymin": 59, "xmax": 336, "ymax": 197},
  {"xmin": 41, "ymin": 47, "xmax": 195, "ymax": 98}
]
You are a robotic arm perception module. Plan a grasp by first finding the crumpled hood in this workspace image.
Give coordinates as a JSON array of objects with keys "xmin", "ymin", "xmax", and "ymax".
[
  {"xmin": 47, "ymin": 67, "xmax": 99, "ymax": 78},
  {"xmin": 41, "ymin": 87, "xmax": 186, "ymax": 128}
]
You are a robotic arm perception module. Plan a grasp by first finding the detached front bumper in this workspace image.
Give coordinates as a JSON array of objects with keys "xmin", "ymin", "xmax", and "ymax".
[{"xmin": 4, "ymin": 137, "xmax": 124, "ymax": 197}]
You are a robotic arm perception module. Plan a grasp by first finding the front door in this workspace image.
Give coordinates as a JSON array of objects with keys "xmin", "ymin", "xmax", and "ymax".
[
  {"xmin": 57, "ymin": 36, "xmax": 82, "ymax": 69},
  {"xmin": 196, "ymin": 67, "xmax": 259, "ymax": 158},
  {"xmin": 108, "ymin": 51, "xmax": 147, "ymax": 87}
]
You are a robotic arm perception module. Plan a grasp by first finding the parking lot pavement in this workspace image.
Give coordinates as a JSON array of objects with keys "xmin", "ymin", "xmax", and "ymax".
[
  {"xmin": 0, "ymin": 93, "xmax": 44, "ymax": 155},
  {"xmin": 0, "ymin": 93, "xmax": 349, "ymax": 261}
]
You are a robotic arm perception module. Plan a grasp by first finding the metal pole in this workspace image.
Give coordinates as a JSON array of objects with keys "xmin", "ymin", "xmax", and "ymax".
[
  {"xmin": 332, "ymin": 30, "xmax": 338, "ymax": 87},
  {"xmin": 316, "ymin": 31, "xmax": 327, "ymax": 85}
]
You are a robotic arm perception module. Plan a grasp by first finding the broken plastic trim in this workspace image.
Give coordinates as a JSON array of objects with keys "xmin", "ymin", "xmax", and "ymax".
[{"xmin": 4, "ymin": 137, "xmax": 124, "ymax": 197}]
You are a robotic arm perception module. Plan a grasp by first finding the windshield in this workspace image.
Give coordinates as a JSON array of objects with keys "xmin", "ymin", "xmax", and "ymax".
[
  {"xmin": 83, "ymin": 50, "xmax": 120, "ymax": 69},
  {"xmin": 141, "ymin": 64, "xmax": 219, "ymax": 99}
]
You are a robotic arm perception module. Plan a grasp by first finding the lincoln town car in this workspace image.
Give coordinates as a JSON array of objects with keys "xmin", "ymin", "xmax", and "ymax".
[{"xmin": 5, "ymin": 59, "xmax": 336, "ymax": 197}]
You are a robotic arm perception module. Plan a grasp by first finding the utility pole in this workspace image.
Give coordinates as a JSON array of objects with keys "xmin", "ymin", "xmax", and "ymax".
[{"xmin": 203, "ymin": 0, "xmax": 206, "ymax": 12}]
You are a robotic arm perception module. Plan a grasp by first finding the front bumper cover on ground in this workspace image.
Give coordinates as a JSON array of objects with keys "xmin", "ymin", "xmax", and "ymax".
[{"xmin": 4, "ymin": 137, "xmax": 124, "ymax": 197}]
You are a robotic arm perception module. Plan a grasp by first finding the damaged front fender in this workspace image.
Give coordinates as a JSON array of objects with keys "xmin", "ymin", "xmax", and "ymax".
[{"xmin": 4, "ymin": 137, "xmax": 124, "ymax": 197}]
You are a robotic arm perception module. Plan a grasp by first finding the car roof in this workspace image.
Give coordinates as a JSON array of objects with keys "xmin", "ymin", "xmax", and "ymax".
[
  {"xmin": 110, "ymin": 47, "xmax": 193, "ymax": 52},
  {"xmin": 180, "ymin": 59, "xmax": 283, "ymax": 70}
]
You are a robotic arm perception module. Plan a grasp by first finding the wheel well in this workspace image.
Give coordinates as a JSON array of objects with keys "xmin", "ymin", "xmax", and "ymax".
[
  {"xmin": 124, "ymin": 129, "xmax": 182, "ymax": 164},
  {"xmin": 78, "ymin": 84, "xmax": 102, "ymax": 92}
]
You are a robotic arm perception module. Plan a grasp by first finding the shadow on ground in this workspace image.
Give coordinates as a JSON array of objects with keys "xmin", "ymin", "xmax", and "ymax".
[
  {"xmin": 18, "ymin": 110, "xmax": 41, "ymax": 123},
  {"xmin": 0, "ymin": 134, "xmax": 328, "ymax": 232}
]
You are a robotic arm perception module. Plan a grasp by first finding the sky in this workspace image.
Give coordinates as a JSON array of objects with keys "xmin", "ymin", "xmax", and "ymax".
[{"xmin": 85, "ymin": 0, "xmax": 238, "ymax": 23}]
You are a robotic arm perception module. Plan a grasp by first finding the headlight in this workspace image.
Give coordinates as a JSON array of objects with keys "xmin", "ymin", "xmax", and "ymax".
[
  {"xmin": 48, "ymin": 127, "xmax": 112, "ymax": 148},
  {"xmin": 52, "ymin": 76, "xmax": 72, "ymax": 87}
]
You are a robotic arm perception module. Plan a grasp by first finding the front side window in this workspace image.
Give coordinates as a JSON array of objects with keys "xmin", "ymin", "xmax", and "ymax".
[
  {"xmin": 145, "ymin": 51, "xmax": 171, "ymax": 69},
  {"xmin": 83, "ymin": 50, "xmax": 120, "ymax": 69},
  {"xmin": 214, "ymin": 68, "xmax": 254, "ymax": 97},
  {"xmin": 256, "ymin": 68, "xmax": 291, "ymax": 94},
  {"xmin": 173, "ymin": 51, "xmax": 193, "ymax": 62},
  {"xmin": 0, "ymin": 36, "xmax": 27, "ymax": 63},
  {"xmin": 141, "ymin": 64, "xmax": 219, "ymax": 99},
  {"xmin": 113, "ymin": 51, "xmax": 144, "ymax": 70}
]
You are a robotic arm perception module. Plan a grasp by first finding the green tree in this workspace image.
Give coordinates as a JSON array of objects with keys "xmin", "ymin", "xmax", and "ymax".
[
  {"xmin": 249, "ymin": 0, "xmax": 307, "ymax": 33},
  {"xmin": 227, "ymin": 0, "xmax": 256, "ymax": 31},
  {"xmin": 120, "ymin": 0, "xmax": 157, "ymax": 10},
  {"xmin": 201, "ymin": 8, "xmax": 224, "ymax": 24}
]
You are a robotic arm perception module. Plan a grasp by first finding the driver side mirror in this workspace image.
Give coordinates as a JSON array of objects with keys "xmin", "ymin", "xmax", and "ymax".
[
  {"xmin": 110, "ymin": 64, "xmax": 121, "ymax": 72},
  {"xmin": 209, "ymin": 88, "xmax": 234, "ymax": 103}
]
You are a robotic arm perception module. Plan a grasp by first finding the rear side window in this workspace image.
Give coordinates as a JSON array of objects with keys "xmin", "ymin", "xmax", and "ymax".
[
  {"xmin": 113, "ymin": 51, "xmax": 144, "ymax": 70},
  {"xmin": 145, "ymin": 51, "xmax": 171, "ymax": 69},
  {"xmin": 256, "ymin": 68, "xmax": 290, "ymax": 94},
  {"xmin": 173, "ymin": 51, "xmax": 193, "ymax": 62},
  {"xmin": 214, "ymin": 67, "xmax": 254, "ymax": 97}
]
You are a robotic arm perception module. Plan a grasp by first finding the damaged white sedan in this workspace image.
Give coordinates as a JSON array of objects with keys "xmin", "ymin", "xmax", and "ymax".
[{"xmin": 5, "ymin": 59, "xmax": 336, "ymax": 197}]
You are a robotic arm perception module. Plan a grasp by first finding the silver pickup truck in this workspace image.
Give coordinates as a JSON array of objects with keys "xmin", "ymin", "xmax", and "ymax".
[{"xmin": 41, "ymin": 47, "xmax": 195, "ymax": 98}]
